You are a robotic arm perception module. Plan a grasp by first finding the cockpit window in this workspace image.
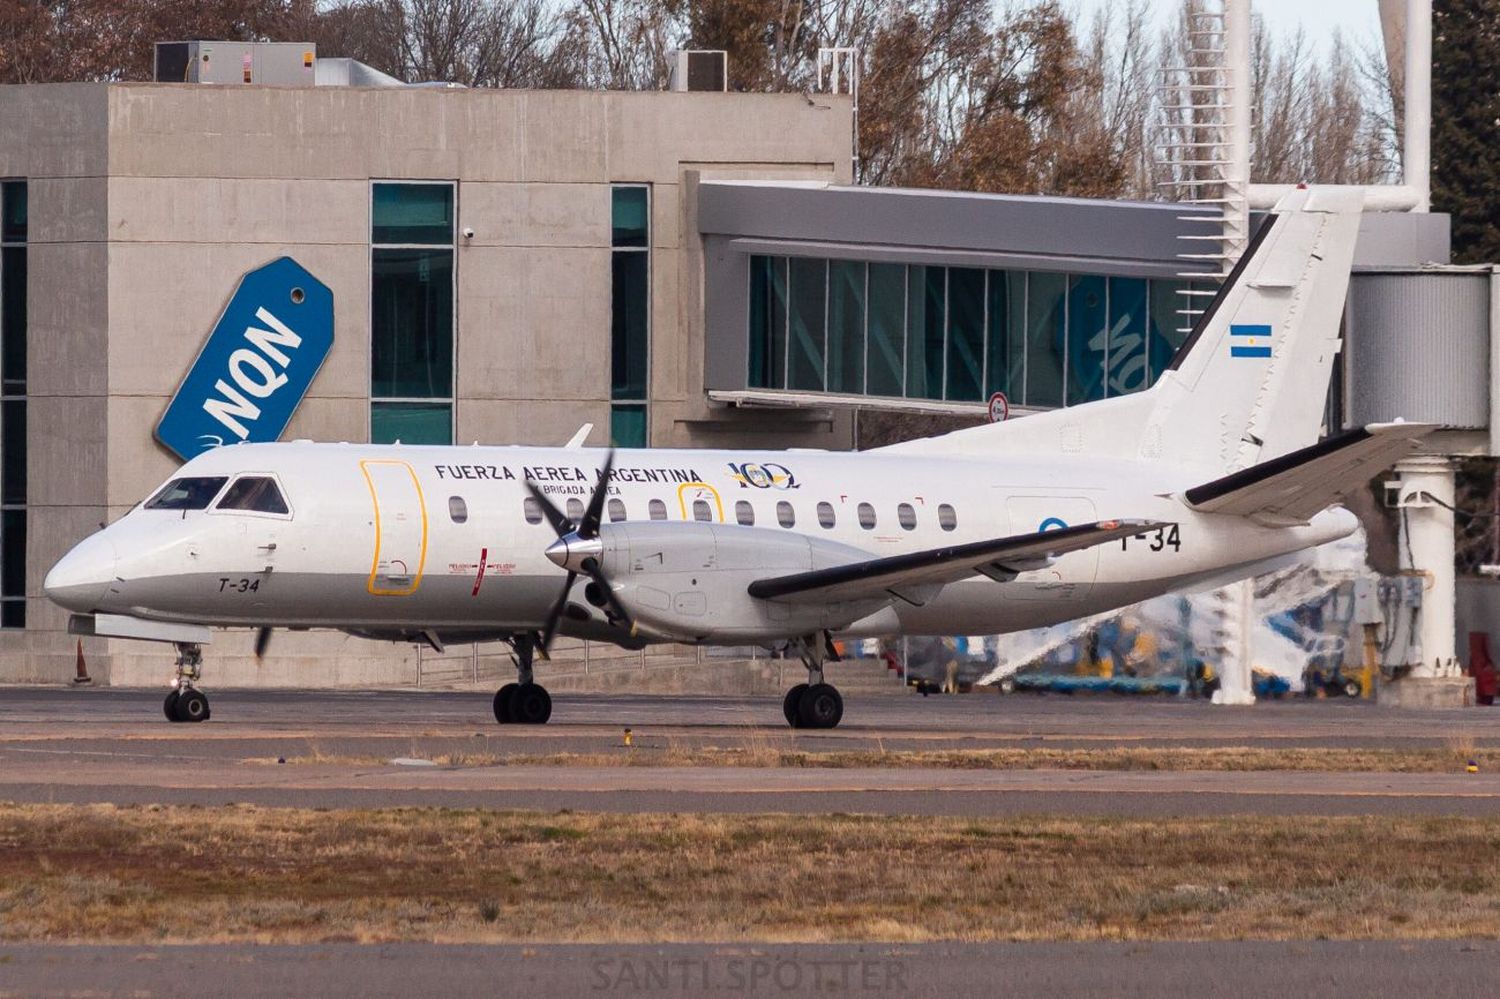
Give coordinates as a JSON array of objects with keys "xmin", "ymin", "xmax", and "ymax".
[
  {"xmin": 144, "ymin": 476, "xmax": 229, "ymax": 511},
  {"xmin": 215, "ymin": 476, "xmax": 290, "ymax": 515}
]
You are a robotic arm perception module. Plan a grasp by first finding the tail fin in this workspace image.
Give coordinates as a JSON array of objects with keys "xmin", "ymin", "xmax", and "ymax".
[{"xmin": 880, "ymin": 188, "xmax": 1366, "ymax": 475}]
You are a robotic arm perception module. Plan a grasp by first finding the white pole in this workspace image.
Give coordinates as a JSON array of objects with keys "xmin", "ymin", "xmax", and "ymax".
[
  {"xmin": 1223, "ymin": 0, "xmax": 1253, "ymax": 262},
  {"xmin": 1397, "ymin": 456, "xmax": 1458, "ymax": 676},
  {"xmin": 1404, "ymin": 0, "xmax": 1432, "ymax": 212}
]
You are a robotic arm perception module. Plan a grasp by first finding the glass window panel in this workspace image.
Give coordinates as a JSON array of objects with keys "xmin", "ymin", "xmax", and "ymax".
[
  {"xmin": 905, "ymin": 266, "xmax": 945, "ymax": 399},
  {"xmin": 692, "ymin": 499, "xmax": 712, "ymax": 522},
  {"xmin": 946, "ymin": 267, "xmax": 984, "ymax": 401},
  {"xmin": 611, "ymin": 186, "xmax": 648, "ymax": 247},
  {"xmin": 1, "ymin": 181, "xmax": 25, "ymax": 243},
  {"xmin": 816, "ymin": 501, "xmax": 835, "ymax": 528},
  {"xmin": 827, "ymin": 260, "xmax": 865, "ymax": 394},
  {"xmin": 610, "ymin": 405, "xmax": 647, "ymax": 448},
  {"xmin": 144, "ymin": 476, "xmax": 228, "ymax": 511},
  {"xmin": 1106, "ymin": 276, "xmax": 1151, "ymax": 397},
  {"xmin": 857, "ymin": 502, "xmax": 876, "ymax": 529},
  {"xmin": 2, "ymin": 247, "xmax": 24, "ymax": 393},
  {"xmin": 608, "ymin": 498, "xmax": 627, "ymax": 522},
  {"xmin": 371, "ymin": 249, "xmax": 453, "ymax": 399},
  {"xmin": 524, "ymin": 497, "xmax": 542, "ymax": 524},
  {"xmin": 777, "ymin": 500, "xmax": 795, "ymax": 528},
  {"xmin": 448, "ymin": 496, "xmax": 468, "ymax": 523},
  {"xmin": 748, "ymin": 256, "xmax": 773, "ymax": 388},
  {"xmin": 1, "ymin": 399, "xmax": 24, "ymax": 505},
  {"xmin": 1, "ymin": 599, "xmax": 22, "ymax": 629},
  {"xmin": 1025, "ymin": 272, "xmax": 1067, "ymax": 408},
  {"xmin": 611, "ymin": 253, "xmax": 649, "ymax": 399},
  {"xmin": 216, "ymin": 476, "xmax": 289, "ymax": 515},
  {"xmin": 1067, "ymin": 274, "xmax": 1108, "ymax": 404},
  {"xmin": 865, "ymin": 263, "xmax": 905, "ymax": 397},
  {"xmin": 735, "ymin": 500, "xmax": 755, "ymax": 526},
  {"xmin": 938, "ymin": 503, "xmax": 957, "ymax": 531},
  {"xmin": 372, "ymin": 183, "xmax": 453, "ymax": 245},
  {"xmin": 787, "ymin": 257, "xmax": 826, "ymax": 391},
  {"xmin": 1149, "ymin": 278, "xmax": 1194, "ymax": 382},
  {"xmin": 370, "ymin": 401, "xmax": 452, "ymax": 445},
  {"xmin": 566, "ymin": 498, "xmax": 585, "ymax": 522},
  {"xmin": 648, "ymin": 498, "xmax": 667, "ymax": 521},
  {"xmin": 897, "ymin": 503, "xmax": 916, "ymax": 530},
  {"xmin": 986, "ymin": 270, "xmax": 1023, "ymax": 401},
  {"xmin": 1, "ymin": 509, "xmax": 21, "ymax": 597}
]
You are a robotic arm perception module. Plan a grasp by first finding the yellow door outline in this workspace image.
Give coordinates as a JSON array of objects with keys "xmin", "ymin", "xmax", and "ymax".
[
  {"xmin": 360, "ymin": 459, "xmax": 429, "ymax": 596},
  {"xmin": 677, "ymin": 482, "xmax": 724, "ymax": 522}
]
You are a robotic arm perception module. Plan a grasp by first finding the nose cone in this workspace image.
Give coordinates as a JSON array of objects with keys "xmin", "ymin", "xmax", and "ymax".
[
  {"xmin": 44, "ymin": 531, "xmax": 118, "ymax": 613},
  {"xmin": 544, "ymin": 534, "xmax": 604, "ymax": 573}
]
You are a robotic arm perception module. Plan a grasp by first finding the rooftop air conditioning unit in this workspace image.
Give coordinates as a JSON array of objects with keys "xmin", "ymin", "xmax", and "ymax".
[
  {"xmin": 153, "ymin": 41, "xmax": 316, "ymax": 85},
  {"xmin": 668, "ymin": 50, "xmax": 727, "ymax": 92}
]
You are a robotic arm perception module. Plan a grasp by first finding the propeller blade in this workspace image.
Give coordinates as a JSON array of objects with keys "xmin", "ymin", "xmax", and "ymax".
[
  {"xmin": 540, "ymin": 571, "xmax": 576, "ymax": 653},
  {"xmin": 254, "ymin": 626, "xmax": 272, "ymax": 660},
  {"xmin": 582, "ymin": 558, "xmax": 637, "ymax": 638},
  {"xmin": 523, "ymin": 477, "xmax": 573, "ymax": 538},
  {"xmin": 577, "ymin": 449, "xmax": 616, "ymax": 540}
]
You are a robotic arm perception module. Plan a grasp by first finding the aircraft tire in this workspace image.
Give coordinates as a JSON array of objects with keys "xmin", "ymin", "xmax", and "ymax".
[
  {"xmin": 494, "ymin": 683, "xmax": 519, "ymax": 724},
  {"xmin": 1342, "ymin": 678, "xmax": 1362, "ymax": 699},
  {"xmin": 783, "ymin": 684, "xmax": 810, "ymax": 727},
  {"xmin": 163, "ymin": 690, "xmax": 182, "ymax": 723},
  {"xmin": 797, "ymin": 683, "xmax": 843, "ymax": 729},
  {"xmin": 511, "ymin": 683, "xmax": 552, "ymax": 725},
  {"xmin": 174, "ymin": 689, "xmax": 210, "ymax": 723}
]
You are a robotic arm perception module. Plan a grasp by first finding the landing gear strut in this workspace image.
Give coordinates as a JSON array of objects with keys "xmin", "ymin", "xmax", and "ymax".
[
  {"xmin": 783, "ymin": 632, "xmax": 843, "ymax": 729},
  {"xmin": 494, "ymin": 633, "xmax": 552, "ymax": 725},
  {"xmin": 164, "ymin": 643, "xmax": 210, "ymax": 723}
]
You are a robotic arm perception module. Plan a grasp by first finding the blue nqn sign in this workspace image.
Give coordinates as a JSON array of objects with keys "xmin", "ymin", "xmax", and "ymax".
[{"xmin": 156, "ymin": 257, "xmax": 334, "ymax": 461}]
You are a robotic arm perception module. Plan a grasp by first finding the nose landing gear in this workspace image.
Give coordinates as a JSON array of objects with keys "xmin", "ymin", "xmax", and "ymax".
[
  {"xmin": 783, "ymin": 632, "xmax": 844, "ymax": 729},
  {"xmin": 493, "ymin": 633, "xmax": 552, "ymax": 725},
  {"xmin": 164, "ymin": 643, "xmax": 210, "ymax": 723}
]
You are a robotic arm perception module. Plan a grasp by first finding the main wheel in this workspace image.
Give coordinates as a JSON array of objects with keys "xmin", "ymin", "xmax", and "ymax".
[
  {"xmin": 782, "ymin": 683, "xmax": 810, "ymax": 728},
  {"xmin": 493, "ymin": 683, "xmax": 519, "ymax": 724},
  {"xmin": 1341, "ymin": 678, "xmax": 1362, "ymax": 699},
  {"xmin": 174, "ymin": 688, "xmax": 210, "ymax": 723},
  {"xmin": 510, "ymin": 683, "xmax": 552, "ymax": 725},
  {"xmin": 797, "ymin": 683, "xmax": 843, "ymax": 729},
  {"xmin": 163, "ymin": 689, "xmax": 182, "ymax": 722}
]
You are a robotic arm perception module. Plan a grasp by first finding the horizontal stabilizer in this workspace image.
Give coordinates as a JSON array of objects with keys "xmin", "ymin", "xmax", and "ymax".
[
  {"xmin": 747, "ymin": 519, "xmax": 1165, "ymax": 604},
  {"xmin": 1183, "ymin": 422, "xmax": 1435, "ymax": 523}
]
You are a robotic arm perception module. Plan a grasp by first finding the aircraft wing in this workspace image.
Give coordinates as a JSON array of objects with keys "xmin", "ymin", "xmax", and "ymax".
[
  {"xmin": 1183, "ymin": 422, "xmax": 1435, "ymax": 524},
  {"xmin": 746, "ymin": 519, "xmax": 1165, "ymax": 605}
]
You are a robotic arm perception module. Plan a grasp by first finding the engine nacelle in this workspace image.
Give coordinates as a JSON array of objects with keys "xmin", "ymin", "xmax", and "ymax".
[{"xmin": 595, "ymin": 522, "xmax": 885, "ymax": 642}]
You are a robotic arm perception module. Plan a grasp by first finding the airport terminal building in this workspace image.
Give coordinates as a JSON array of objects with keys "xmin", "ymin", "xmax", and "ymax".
[{"xmin": 0, "ymin": 63, "xmax": 1489, "ymax": 686}]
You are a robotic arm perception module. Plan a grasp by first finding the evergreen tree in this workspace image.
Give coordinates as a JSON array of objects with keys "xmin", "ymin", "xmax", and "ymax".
[{"xmin": 1432, "ymin": 0, "xmax": 1500, "ymax": 264}]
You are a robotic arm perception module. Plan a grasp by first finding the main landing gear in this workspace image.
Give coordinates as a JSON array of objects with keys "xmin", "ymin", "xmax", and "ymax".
[
  {"xmin": 494, "ymin": 633, "xmax": 552, "ymax": 725},
  {"xmin": 163, "ymin": 642, "xmax": 210, "ymax": 723},
  {"xmin": 782, "ymin": 632, "xmax": 843, "ymax": 729}
]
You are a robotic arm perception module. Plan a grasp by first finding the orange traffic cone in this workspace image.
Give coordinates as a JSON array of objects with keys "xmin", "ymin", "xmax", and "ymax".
[{"xmin": 72, "ymin": 639, "xmax": 92, "ymax": 685}]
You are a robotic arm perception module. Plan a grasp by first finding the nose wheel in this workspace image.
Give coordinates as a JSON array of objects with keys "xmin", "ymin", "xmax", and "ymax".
[
  {"xmin": 165, "ymin": 643, "xmax": 210, "ymax": 723},
  {"xmin": 493, "ymin": 634, "xmax": 552, "ymax": 725}
]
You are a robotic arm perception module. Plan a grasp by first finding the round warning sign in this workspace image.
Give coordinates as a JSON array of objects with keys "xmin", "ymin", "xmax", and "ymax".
[{"xmin": 986, "ymin": 391, "xmax": 1009, "ymax": 424}]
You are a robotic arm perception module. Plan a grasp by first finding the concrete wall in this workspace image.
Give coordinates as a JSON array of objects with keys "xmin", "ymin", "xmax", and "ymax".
[{"xmin": 0, "ymin": 82, "xmax": 852, "ymax": 685}]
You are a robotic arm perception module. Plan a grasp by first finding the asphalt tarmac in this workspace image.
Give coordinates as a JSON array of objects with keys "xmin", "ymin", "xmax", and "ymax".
[
  {"xmin": 0, "ymin": 940, "xmax": 1495, "ymax": 998},
  {"xmin": 3, "ymin": 687, "xmax": 1499, "ymax": 816}
]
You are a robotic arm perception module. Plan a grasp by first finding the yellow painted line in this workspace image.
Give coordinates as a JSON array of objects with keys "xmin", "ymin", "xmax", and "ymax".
[
  {"xmin": 359, "ymin": 460, "xmax": 429, "ymax": 596},
  {"xmin": 677, "ymin": 482, "xmax": 724, "ymax": 522}
]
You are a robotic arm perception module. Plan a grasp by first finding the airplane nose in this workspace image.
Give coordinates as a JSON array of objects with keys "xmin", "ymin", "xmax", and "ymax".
[{"xmin": 44, "ymin": 532, "xmax": 119, "ymax": 613}]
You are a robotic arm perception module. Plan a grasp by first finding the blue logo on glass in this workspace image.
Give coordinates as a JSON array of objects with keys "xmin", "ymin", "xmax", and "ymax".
[{"xmin": 156, "ymin": 257, "xmax": 334, "ymax": 461}]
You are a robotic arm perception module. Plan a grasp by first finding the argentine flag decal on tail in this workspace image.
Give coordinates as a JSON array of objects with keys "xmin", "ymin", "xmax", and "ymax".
[{"xmin": 1229, "ymin": 323, "xmax": 1273, "ymax": 358}]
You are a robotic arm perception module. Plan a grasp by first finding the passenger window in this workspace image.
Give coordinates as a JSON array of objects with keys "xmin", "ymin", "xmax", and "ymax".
[
  {"xmin": 565, "ymin": 498, "xmax": 585, "ymax": 522},
  {"xmin": 817, "ymin": 501, "xmax": 836, "ymax": 529},
  {"xmin": 649, "ymin": 499, "xmax": 667, "ymax": 521},
  {"xmin": 735, "ymin": 500, "xmax": 755, "ymax": 526},
  {"xmin": 215, "ymin": 476, "xmax": 289, "ymax": 515},
  {"xmin": 692, "ymin": 499, "xmax": 713, "ymax": 522},
  {"xmin": 448, "ymin": 496, "xmax": 468, "ymax": 524},
  {"xmin": 145, "ymin": 476, "xmax": 229, "ymax": 511},
  {"xmin": 608, "ymin": 498, "xmax": 627, "ymax": 522},
  {"xmin": 898, "ymin": 503, "xmax": 917, "ymax": 530},
  {"xmin": 857, "ymin": 502, "xmax": 876, "ymax": 529},
  {"xmin": 777, "ymin": 501, "xmax": 795, "ymax": 528},
  {"xmin": 938, "ymin": 503, "xmax": 957, "ymax": 531},
  {"xmin": 523, "ymin": 497, "xmax": 543, "ymax": 524}
]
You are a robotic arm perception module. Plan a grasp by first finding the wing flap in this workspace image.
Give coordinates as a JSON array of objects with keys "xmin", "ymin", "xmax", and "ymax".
[
  {"xmin": 747, "ymin": 519, "xmax": 1165, "ymax": 604},
  {"xmin": 1184, "ymin": 422, "xmax": 1434, "ymax": 523}
]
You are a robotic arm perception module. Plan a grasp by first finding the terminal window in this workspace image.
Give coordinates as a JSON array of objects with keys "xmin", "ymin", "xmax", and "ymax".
[
  {"xmin": 370, "ymin": 181, "xmax": 455, "ymax": 445},
  {"xmin": 611, "ymin": 185, "xmax": 650, "ymax": 447},
  {"xmin": 748, "ymin": 253, "xmax": 1199, "ymax": 409},
  {"xmin": 1, "ymin": 179, "xmax": 25, "ymax": 628}
]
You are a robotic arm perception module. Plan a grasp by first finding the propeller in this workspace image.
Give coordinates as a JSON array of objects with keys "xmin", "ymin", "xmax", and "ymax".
[
  {"xmin": 254, "ymin": 626, "xmax": 272, "ymax": 660},
  {"xmin": 524, "ymin": 450, "xmax": 636, "ymax": 652}
]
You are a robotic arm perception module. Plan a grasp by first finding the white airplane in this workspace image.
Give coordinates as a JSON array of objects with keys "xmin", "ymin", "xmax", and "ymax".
[{"xmin": 45, "ymin": 188, "xmax": 1429, "ymax": 727}]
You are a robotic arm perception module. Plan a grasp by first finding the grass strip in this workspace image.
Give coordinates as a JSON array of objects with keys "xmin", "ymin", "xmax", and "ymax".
[{"xmin": 2, "ymin": 804, "xmax": 1499, "ymax": 944}]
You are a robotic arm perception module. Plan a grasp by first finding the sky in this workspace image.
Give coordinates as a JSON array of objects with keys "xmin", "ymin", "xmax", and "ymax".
[{"xmin": 1070, "ymin": 0, "xmax": 1386, "ymax": 54}]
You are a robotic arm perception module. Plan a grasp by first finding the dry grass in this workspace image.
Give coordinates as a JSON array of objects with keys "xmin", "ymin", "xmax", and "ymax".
[
  {"xmin": 262, "ymin": 745, "xmax": 1500, "ymax": 773},
  {"xmin": 2, "ymin": 804, "xmax": 1500, "ymax": 944}
]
